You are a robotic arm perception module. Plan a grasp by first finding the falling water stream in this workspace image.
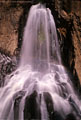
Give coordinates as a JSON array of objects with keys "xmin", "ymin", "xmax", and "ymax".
[{"xmin": 0, "ymin": 3, "xmax": 81, "ymax": 120}]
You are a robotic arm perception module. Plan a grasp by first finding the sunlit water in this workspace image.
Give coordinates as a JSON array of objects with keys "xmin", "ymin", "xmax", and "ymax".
[{"xmin": 0, "ymin": 3, "xmax": 81, "ymax": 120}]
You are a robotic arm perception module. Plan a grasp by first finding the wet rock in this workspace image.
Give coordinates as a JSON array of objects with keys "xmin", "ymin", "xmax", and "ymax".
[
  {"xmin": 65, "ymin": 113, "xmax": 76, "ymax": 120},
  {"xmin": 44, "ymin": 92, "xmax": 64, "ymax": 120},
  {"xmin": 24, "ymin": 91, "xmax": 41, "ymax": 120},
  {"xmin": 44, "ymin": 92, "xmax": 55, "ymax": 119},
  {"xmin": 14, "ymin": 91, "xmax": 25, "ymax": 120},
  {"xmin": 0, "ymin": 52, "xmax": 17, "ymax": 86}
]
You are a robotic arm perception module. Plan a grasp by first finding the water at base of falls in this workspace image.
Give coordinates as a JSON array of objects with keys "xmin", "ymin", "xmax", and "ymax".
[{"xmin": 0, "ymin": 3, "xmax": 81, "ymax": 120}]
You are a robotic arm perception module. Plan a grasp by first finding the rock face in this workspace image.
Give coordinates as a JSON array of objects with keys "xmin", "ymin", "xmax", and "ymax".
[
  {"xmin": 0, "ymin": 2, "xmax": 23, "ymax": 55},
  {"xmin": 0, "ymin": 53, "xmax": 16, "ymax": 86},
  {"xmin": 0, "ymin": 0, "xmax": 81, "ymax": 89},
  {"xmin": 54, "ymin": 0, "xmax": 81, "ymax": 89},
  {"xmin": 72, "ymin": 13, "xmax": 81, "ymax": 86}
]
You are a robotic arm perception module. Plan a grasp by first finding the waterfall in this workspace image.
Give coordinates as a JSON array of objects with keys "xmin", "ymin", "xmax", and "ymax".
[
  {"xmin": 0, "ymin": 3, "xmax": 81, "ymax": 120},
  {"xmin": 20, "ymin": 3, "xmax": 61, "ymax": 68}
]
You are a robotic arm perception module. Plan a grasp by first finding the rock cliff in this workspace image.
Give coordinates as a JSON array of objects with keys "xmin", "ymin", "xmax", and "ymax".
[
  {"xmin": 0, "ymin": 0, "xmax": 81, "ymax": 90},
  {"xmin": 54, "ymin": 0, "xmax": 81, "ymax": 90}
]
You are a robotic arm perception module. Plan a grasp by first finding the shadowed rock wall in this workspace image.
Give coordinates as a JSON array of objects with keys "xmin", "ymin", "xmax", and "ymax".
[{"xmin": 54, "ymin": 0, "xmax": 81, "ymax": 89}]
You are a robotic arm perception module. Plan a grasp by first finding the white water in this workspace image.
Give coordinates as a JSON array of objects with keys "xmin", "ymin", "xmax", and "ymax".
[{"xmin": 0, "ymin": 3, "xmax": 81, "ymax": 120}]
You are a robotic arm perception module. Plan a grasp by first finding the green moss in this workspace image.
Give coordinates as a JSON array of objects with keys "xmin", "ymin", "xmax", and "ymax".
[{"xmin": 38, "ymin": 25, "xmax": 45, "ymax": 44}]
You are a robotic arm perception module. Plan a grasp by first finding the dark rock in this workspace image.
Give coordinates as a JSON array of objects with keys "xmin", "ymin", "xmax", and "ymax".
[
  {"xmin": 65, "ymin": 113, "xmax": 76, "ymax": 120},
  {"xmin": 43, "ymin": 92, "xmax": 55, "ymax": 120},
  {"xmin": 0, "ymin": 52, "xmax": 17, "ymax": 86},
  {"xmin": 14, "ymin": 91, "xmax": 25, "ymax": 120},
  {"xmin": 24, "ymin": 91, "xmax": 41, "ymax": 120},
  {"xmin": 44, "ymin": 92, "xmax": 64, "ymax": 120}
]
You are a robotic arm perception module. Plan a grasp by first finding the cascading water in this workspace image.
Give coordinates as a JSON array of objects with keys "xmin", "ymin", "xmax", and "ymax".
[
  {"xmin": 0, "ymin": 3, "xmax": 81, "ymax": 120},
  {"xmin": 20, "ymin": 3, "xmax": 61, "ymax": 68}
]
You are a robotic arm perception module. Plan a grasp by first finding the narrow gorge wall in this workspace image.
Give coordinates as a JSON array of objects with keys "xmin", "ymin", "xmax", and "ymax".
[
  {"xmin": 0, "ymin": 1, "xmax": 23, "ymax": 55},
  {"xmin": 54, "ymin": 0, "xmax": 81, "ymax": 90}
]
